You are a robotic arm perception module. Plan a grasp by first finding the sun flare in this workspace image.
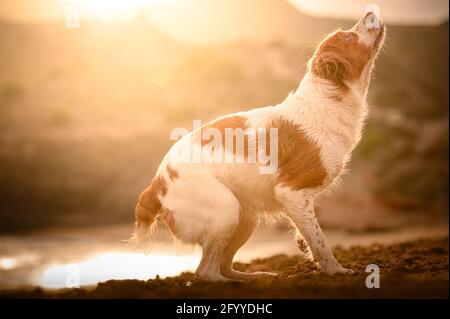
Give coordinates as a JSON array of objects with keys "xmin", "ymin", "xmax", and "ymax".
[{"xmin": 78, "ymin": 0, "xmax": 177, "ymax": 20}]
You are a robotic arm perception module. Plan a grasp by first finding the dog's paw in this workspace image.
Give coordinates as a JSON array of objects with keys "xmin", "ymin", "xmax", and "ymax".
[
  {"xmin": 318, "ymin": 258, "xmax": 355, "ymax": 275},
  {"xmin": 336, "ymin": 267, "xmax": 355, "ymax": 275},
  {"xmin": 324, "ymin": 266, "xmax": 355, "ymax": 275},
  {"xmin": 251, "ymin": 271, "xmax": 279, "ymax": 278}
]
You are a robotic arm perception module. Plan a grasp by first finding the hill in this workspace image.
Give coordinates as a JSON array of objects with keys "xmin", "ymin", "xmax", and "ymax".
[{"xmin": 147, "ymin": 0, "xmax": 353, "ymax": 44}]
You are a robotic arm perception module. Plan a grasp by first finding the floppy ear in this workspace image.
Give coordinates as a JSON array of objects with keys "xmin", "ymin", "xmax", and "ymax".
[{"xmin": 311, "ymin": 52, "xmax": 352, "ymax": 85}]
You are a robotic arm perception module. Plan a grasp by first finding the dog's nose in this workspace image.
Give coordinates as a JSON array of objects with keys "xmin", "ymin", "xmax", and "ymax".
[
  {"xmin": 352, "ymin": 11, "xmax": 383, "ymax": 32},
  {"xmin": 365, "ymin": 12, "xmax": 383, "ymax": 29}
]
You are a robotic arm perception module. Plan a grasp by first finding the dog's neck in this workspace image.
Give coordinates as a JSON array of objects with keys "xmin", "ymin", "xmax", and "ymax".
[
  {"xmin": 278, "ymin": 71, "xmax": 369, "ymax": 152},
  {"xmin": 289, "ymin": 71, "xmax": 369, "ymax": 116}
]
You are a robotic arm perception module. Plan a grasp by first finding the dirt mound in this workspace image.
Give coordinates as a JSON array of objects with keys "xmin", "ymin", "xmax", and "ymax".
[{"xmin": 2, "ymin": 237, "xmax": 448, "ymax": 298}]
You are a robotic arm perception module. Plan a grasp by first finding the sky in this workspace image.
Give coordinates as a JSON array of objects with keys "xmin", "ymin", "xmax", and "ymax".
[
  {"xmin": 0, "ymin": 0, "xmax": 448, "ymax": 25},
  {"xmin": 290, "ymin": 0, "xmax": 449, "ymax": 24}
]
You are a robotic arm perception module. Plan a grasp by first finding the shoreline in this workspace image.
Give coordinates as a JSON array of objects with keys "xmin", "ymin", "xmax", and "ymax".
[{"xmin": 1, "ymin": 236, "xmax": 448, "ymax": 298}]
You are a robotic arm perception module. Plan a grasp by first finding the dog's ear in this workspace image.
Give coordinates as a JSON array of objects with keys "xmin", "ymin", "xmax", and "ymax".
[{"xmin": 311, "ymin": 52, "xmax": 351, "ymax": 86}]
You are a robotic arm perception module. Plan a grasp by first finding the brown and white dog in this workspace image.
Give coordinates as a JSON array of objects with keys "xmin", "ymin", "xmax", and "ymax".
[{"xmin": 132, "ymin": 12, "xmax": 386, "ymax": 281}]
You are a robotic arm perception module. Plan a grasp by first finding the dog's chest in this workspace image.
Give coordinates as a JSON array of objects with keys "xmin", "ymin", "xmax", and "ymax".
[
  {"xmin": 295, "ymin": 106, "xmax": 366, "ymax": 184},
  {"xmin": 318, "ymin": 115, "xmax": 365, "ymax": 181}
]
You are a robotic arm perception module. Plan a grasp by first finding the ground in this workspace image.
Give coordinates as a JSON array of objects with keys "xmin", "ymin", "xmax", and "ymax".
[{"xmin": 1, "ymin": 236, "xmax": 448, "ymax": 298}]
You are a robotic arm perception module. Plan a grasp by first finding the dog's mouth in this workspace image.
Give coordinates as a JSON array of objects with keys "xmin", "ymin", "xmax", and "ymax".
[{"xmin": 372, "ymin": 24, "xmax": 386, "ymax": 52}]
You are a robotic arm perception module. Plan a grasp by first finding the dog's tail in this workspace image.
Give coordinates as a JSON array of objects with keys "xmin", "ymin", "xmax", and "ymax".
[
  {"xmin": 128, "ymin": 175, "xmax": 167, "ymax": 243},
  {"xmin": 131, "ymin": 201, "xmax": 159, "ymax": 242}
]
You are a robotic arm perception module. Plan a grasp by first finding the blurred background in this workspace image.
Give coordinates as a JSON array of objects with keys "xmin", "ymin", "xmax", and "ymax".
[{"xmin": 0, "ymin": 0, "xmax": 448, "ymax": 289}]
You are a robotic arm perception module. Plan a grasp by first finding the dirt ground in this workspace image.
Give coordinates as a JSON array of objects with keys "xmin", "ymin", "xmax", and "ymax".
[{"xmin": 1, "ymin": 236, "xmax": 448, "ymax": 298}]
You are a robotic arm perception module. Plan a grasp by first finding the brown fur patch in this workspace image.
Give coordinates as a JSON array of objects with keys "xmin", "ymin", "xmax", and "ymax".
[
  {"xmin": 136, "ymin": 175, "xmax": 167, "ymax": 225},
  {"xmin": 200, "ymin": 115, "xmax": 252, "ymax": 158},
  {"xmin": 311, "ymin": 31, "xmax": 371, "ymax": 92},
  {"xmin": 270, "ymin": 117, "xmax": 327, "ymax": 190}
]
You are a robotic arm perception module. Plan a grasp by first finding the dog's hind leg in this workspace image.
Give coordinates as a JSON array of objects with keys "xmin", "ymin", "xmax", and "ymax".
[
  {"xmin": 196, "ymin": 236, "xmax": 233, "ymax": 282},
  {"xmin": 161, "ymin": 172, "xmax": 242, "ymax": 281},
  {"xmin": 219, "ymin": 212, "xmax": 278, "ymax": 280},
  {"xmin": 195, "ymin": 213, "xmax": 244, "ymax": 281}
]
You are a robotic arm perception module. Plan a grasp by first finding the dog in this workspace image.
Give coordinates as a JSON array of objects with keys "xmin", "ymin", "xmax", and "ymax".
[{"xmin": 132, "ymin": 12, "xmax": 386, "ymax": 281}]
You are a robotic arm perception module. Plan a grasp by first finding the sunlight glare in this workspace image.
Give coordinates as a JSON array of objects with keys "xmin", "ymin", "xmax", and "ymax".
[
  {"xmin": 37, "ymin": 252, "xmax": 200, "ymax": 288},
  {"xmin": 79, "ymin": 0, "xmax": 177, "ymax": 20},
  {"xmin": 0, "ymin": 258, "xmax": 18, "ymax": 270}
]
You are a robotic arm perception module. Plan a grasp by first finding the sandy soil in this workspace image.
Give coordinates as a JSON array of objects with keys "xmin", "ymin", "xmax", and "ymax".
[{"xmin": 1, "ymin": 236, "xmax": 448, "ymax": 299}]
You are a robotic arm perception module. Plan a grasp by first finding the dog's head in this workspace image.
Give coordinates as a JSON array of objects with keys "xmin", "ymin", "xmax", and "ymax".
[{"xmin": 310, "ymin": 12, "xmax": 386, "ymax": 91}]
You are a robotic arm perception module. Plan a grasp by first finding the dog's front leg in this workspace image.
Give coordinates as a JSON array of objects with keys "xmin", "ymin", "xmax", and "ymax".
[{"xmin": 276, "ymin": 188, "xmax": 353, "ymax": 274}]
